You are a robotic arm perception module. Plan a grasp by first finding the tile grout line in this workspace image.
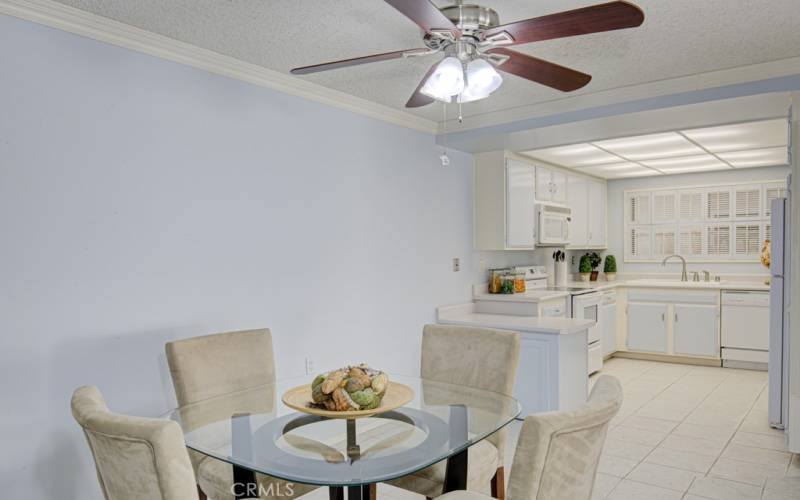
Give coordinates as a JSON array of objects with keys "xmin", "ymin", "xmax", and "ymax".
[{"xmin": 605, "ymin": 362, "xmax": 723, "ymax": 498}]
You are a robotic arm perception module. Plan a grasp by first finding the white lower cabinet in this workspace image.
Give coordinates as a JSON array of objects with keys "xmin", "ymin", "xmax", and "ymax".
[
  {"xmin": 625, "ymin": 289, "xmax": 720, "ymax": 359},
  {"xmin": 627, "ymin": 302, "xmax": 668, "ymax": 352},
  {"xmin": 673, "ymin": 304, "xmax": 719, "ymax": 357}
]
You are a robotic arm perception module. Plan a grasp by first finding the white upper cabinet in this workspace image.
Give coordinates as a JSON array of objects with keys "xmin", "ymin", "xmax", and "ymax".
[
  {"xmin": 506, "ymin": 159, "xmax": 536, "ymax": 248},
  {"xmin": 587, "ymin": 179, "xmax": 606, "ymax": 247},
  {"xmin": 474, "ymin": 152, "xmax": 540, "ymax": 250},
  {"xmin": 565, "ymin": 173, "xmax": 606, "ymax": 249},
  {"xmin": 566, "ymin": 175, "xmax": 588, "ymax": 247},
  {"xmin": 535, "ymin": 166, "xmax": 567, "ymax": 203},
  {"xmin": 551, "ymin": 170, "xmax": 567, "ymax": 204}
]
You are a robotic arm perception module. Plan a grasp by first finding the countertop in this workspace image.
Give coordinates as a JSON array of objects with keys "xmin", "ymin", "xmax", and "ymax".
[
  {"xmin": 437, "ymin": 304, "xmax": 594, "ymax": 335},
  {"xmin": 473, "ymin": 278, "xmax": 769, "ymax": 303}
]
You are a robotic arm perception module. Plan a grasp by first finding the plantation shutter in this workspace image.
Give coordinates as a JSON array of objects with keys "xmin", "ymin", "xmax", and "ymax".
[
  {"xmin": 679, "ymin": 225, "xmax": 703, "ymax": 257},
  {"xmin": 652, "ymin": 226, "xmax": 676, "ymax": 256},
  {"xmin": 627, "ymin": 227, "xmax": 651, "ymax": 259},
  {"xmin": 707, "ymin": 189, "xmax": 731, "ymax": 220},
  {"xmin": 734, "ymin": 224, "xmax": 761, "ymax": 257},
  {"xmin": 627, "ymin": 193, "xmax": 651, "ymax": 224},
  {"xmin": 679, "ymin": 191, "xmax": 704, "ymax": 221},
  {"xmin": 734, "ymin": 186, "xmax": 760, "ymax": 219},
  {"xmin": 764, "ymin": 184, "xmax": 787, "ymax": 217},
  {"xmin": 707, "ymin": 225, "xmax": 731, "ymax": 256},
  {"xmin": 652, "ymin": 192, "xmax": 676, "ymax": 223}
]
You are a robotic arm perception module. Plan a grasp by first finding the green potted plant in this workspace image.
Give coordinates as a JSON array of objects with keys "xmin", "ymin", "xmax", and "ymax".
[
  {"xmin": 579, "ymin": 253, "xmax": 592, "ymax": 282},
  {"xmin": 604, "ymin": 255, "xmax": 618, "ymax": 281},
  {"xmin": 588, "ymin": 252, "xmax": 602, "ymax": 281}
]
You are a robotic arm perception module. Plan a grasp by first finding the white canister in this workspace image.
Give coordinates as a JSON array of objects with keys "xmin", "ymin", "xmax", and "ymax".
[{"xmin": 554, "ymin": 260, "xmax": 568, "ymax": 287}]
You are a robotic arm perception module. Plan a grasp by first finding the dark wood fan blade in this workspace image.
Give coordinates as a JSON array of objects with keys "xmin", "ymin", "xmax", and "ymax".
[
  {"xmin": 384, "ymin": 0, "xmax": 461, "ymax": 37},
  {"xmin": 482, "ymin": 1, "xmax": 644, "ymax": 45},
  {"xmin": 487, "ymin": 48, "xmax": 591, "ymax": 92},
  {"xmin": 291, "ymin": 49, "xmax": 422, "ymax": 75},
  {"xmin": 406, "ymin": 61, "xmax": 440, "ymax": 108}
]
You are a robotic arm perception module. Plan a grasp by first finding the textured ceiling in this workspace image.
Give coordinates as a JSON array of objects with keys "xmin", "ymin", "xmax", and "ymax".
[{"xmin": 51, "ymin": 0, "xmax": 800, "ymax": 123}]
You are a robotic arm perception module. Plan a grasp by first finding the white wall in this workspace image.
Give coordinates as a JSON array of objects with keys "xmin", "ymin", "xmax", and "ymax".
[
  {"xmin": 606, "ymin": 165, "xmax": 791, "ymax": 275},
  {"xmin": 0, "ymin": 15, "xmax": 475, "ymax": 500}
]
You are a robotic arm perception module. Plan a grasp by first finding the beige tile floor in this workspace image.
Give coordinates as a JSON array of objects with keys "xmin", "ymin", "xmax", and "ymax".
[
  {"xmin": 589, "ymin": 358, "xmax": 800, "ymax": 500},
  {"xmin": 296, "ymin": 358, "xmax": 800, "ymax": 500}
]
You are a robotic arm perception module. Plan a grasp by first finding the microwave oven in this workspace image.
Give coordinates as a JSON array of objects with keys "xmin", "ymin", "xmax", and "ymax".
[{"xmin": 535, "ymin": 202, "xmax": 571, "ymax": 246}]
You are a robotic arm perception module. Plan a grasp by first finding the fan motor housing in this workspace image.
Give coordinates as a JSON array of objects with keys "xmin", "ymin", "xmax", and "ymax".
[{"xmin": 423, "ymin": 4, "xmax": 500, "ymax": 49}]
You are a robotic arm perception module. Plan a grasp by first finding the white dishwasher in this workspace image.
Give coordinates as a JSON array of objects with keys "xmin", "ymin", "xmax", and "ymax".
[{"xmin": 721, "ymin": 290, "xmax": 770, "ymax": 368}]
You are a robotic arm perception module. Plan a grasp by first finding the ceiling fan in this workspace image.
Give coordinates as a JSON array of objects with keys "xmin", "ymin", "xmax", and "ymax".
[{"xmin": 290, "ymin": 1, "xmax": 644, "ymax": 108}]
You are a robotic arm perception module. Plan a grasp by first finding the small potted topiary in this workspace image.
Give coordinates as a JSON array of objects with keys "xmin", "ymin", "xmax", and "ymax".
[
  {"xmin": 579, "ymin": 253, "xmax": 592, "ymax": 282},
  {"xmin": 588, "ymin": 252, "xmax": 602, "ymax": 281},
  {"xmin": 604, "ymin": 255, "xmax": 618, "ymax": 281}
]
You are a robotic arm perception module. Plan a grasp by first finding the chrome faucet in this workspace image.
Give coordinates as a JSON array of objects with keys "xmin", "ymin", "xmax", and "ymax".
[{"xmin": 661, "ymin": 254, "xmax": 689, "ymax": 282}]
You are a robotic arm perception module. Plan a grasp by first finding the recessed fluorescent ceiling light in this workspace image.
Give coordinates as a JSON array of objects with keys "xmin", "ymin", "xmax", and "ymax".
[
  {"xmin": 643, "ymin": 154, "xmax": 728, "ymax": 172},
  {"xmin": 682, "ymin": 119, "xmax": 788, "ymax": 153},
  {"xmin": 575, "ymin": 163, "xmax": 658, "ymax": 179},
  {"xmin": 522, "ymin": 144, "xmax": 619, "ymax": 167},
  {"xmin": 575, "ymin": 161, "xmax": 642, "ymax": 172},
  {"xmin": 593, "ymin": 132, "xmax": 704, "ymax": 160},
  {"xmin": 717, "ymin": 147, "xmax": 788, "ymax": 168},
  {"xmin": 611, "ymin": 169, "xmax": 661, "ymax": 178}
]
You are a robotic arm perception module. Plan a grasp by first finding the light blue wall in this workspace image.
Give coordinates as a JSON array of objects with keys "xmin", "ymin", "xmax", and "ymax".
[
  {"xmin": 0, "ymin": 14, "xmax": 475, "ymax": 499},
  {"xmin": 606, "ymin": 165, "xmax": 791, "ymax": 274}
]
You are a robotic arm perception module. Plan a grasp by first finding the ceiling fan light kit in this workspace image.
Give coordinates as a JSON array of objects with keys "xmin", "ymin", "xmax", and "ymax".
[{"xmin": 290, "ymin": 1, "xmax": 644, "ymax": 108}]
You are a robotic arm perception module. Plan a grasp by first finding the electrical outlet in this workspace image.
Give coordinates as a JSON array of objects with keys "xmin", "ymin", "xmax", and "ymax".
[
  {"xmin": 304, "ymin": 357, "xmax": 314, "ymax": 375},
  {"xmin": 452, "ymin": 257, "xmax": 460, "ymax": 272},
  {"xmin": 479, "ymin": 259, "xmax": 486, "ymax": 272}
]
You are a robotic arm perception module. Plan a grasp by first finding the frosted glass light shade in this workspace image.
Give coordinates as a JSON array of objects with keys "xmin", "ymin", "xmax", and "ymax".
[
  {"xmin": 458, "ymin": 59, "xmax": 503, "ymax": 103},
  {"xmin": 420, "ymin": 57, "xmax": 464, "ymax": 102}
]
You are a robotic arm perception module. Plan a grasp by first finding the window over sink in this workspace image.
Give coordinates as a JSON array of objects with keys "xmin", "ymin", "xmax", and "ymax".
[{"xmin": 624, "ymin": 180, "xmax": 786, "ymax": 262}]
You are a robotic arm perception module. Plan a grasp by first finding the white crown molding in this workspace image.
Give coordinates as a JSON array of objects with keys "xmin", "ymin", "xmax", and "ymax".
[{"xmin": 0, "ymin": 0, "xmax": 439, "ymax": 134}]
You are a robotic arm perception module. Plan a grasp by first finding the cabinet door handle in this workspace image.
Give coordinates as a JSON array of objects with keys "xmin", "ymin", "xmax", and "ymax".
[
  {"xmin": 661, "ymin": 313, "xmax": 665, "ymax": 322},
  {"xmin": 675, "ymin": 313, "xmax": 678, "ymax": 323}
]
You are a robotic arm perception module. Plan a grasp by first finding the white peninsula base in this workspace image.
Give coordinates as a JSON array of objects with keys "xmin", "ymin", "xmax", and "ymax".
[{"xmin": 437, "ymin": 303, "xmax": 592, "ymax": 418}]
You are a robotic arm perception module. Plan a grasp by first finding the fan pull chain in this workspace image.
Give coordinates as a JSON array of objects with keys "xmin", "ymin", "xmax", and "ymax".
[
  {"xmin": 458, "ymin": 100, "xmax": 463, "ymax": 124},
  {"xmin": 440, "ymin": 102, "xmax": 450, "ymax": 166}
]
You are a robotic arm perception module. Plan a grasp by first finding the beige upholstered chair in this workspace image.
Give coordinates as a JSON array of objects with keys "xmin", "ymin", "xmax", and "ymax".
[
  {"xmin": 71, "ymin": 385, "xmax": 248, "ymax": 500},
  {"xmin": 387, "ymin": 324, "xmax": 521, "ymax": 500},
  {"xmin": 166, "ymin": 328, "xmax": 314, "ymax": 500},
  {"xmin": 437, "ymin": 375, "xmax": 623, "ymax": 500}
]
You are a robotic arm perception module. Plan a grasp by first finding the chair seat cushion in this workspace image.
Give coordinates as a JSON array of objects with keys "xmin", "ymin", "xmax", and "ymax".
[
  {"xmin": 386, "ymin": 440, "xmax": 499, "ymax": 498},
  {"xmin": 197, "ymin": 456, "xmax": 316, "ymax": 500},
  {"xmin": 437, "ymin": 490, "xmax": 493, "ymax": 500}
]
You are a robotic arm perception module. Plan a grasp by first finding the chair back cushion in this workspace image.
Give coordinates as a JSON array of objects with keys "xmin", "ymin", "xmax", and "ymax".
[
  {"xmin": 506, "ymin": 375, "xmax": 623, "ymax": 500},
  {"xmin": 71, "ymin": 386, "xmax": 198, "ymax": 500},
  {"xmin": 166, "ymin": 328, "xmax": 275, "ymax": 405},
  {"xmin": 420, "ymin": 324, "xmax": 520, "ymax": 460}
]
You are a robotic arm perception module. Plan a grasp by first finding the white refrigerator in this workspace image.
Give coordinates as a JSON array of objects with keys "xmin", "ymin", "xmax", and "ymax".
[{"xmin": 769, "ymin": 194, "xmax": 791, "ymax": 430}]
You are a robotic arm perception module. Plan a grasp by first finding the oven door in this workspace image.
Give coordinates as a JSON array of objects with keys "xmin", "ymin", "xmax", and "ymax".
[
  {"xmin": 538, "ymin": 213, "xmax": 570, "ymax": 245},
  {"xmin": 573, "ymin": 294, "xmax": 602, "ymax": 344}
]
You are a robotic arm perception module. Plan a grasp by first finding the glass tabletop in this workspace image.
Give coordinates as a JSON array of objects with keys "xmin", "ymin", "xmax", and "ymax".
[{"xmin": 163, "ymin": 374, "xmax": 520, "ymax": 487}]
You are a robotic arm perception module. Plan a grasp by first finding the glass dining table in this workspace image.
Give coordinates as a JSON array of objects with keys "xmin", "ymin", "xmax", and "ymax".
[{"xmin": 163, "ymin": 374, "xmax": 521, "ymax": 500}]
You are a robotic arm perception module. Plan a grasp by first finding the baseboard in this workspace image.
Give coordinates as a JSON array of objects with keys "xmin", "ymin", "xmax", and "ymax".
[
  {"xmin": 611, "ymin": 351, "xmax": 722, "ymax": 367},
  {"xmin": 722, "ymin": 360, "xmax": 768, "ymax": 371}
]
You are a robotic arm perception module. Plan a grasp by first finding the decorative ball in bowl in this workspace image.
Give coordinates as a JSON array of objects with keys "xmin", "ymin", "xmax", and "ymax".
[{"xmin": 282, "ymin": 365, "xmax": 414, "ymax": 419}]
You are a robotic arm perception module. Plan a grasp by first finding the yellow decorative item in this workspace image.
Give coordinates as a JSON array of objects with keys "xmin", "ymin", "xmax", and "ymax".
[{"xmin": 761, "ymin": 239, "xmax": 771, "ymax": 285}]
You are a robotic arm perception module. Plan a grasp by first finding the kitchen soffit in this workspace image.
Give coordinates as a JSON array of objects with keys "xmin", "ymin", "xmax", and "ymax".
[{"xmin": 519, "ymin": 118, "xmax": 789, "ymax": 179}]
